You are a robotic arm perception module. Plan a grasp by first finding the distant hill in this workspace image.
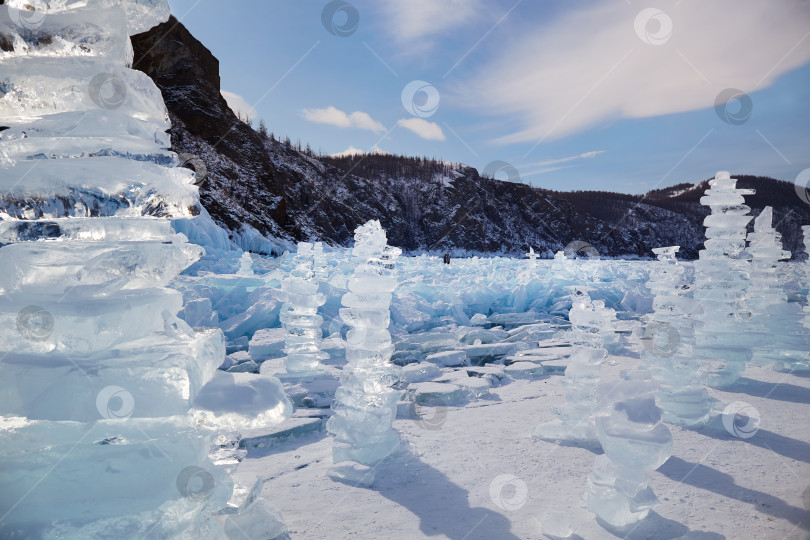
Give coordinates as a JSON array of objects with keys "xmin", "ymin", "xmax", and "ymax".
[
  {"xmin": 132, "ymin": 17, "xmax": 810, "ymax": 260},
  {"xmin": 545, "ymin": 176, "xmax": 810, "ymax": 259}
]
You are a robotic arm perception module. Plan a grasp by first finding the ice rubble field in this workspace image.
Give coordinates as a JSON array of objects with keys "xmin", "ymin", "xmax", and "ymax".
[{"xmin": 174, "ymin": 248, "xmax": 810, "ymax": 539}]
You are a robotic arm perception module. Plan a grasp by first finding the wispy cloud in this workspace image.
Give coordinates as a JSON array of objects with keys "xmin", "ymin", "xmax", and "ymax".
[
  {"xmin": 455, "ymin": 0, "xmax": 810, "ymax": 143},
  {"xmin": 531, "ymin": 150, "xmax": 605, "ymax": 167},
  {"xmin": 377, "ymin": 0, "xmax": 484, "ymax": 50},
  {"xmin": 301, "ymin": 106, "xmax": 385, "ymax": 133},
  {"xmin": 221, "ymin": 90, "xmax": 258, "ymax": 120},
  {"xmin": 398, "ymin": 118, "xmax": 446, "ymax": 140},
  {"xmin": 521, "ymin": 165, "xmax": 575, "ymax": 178}
]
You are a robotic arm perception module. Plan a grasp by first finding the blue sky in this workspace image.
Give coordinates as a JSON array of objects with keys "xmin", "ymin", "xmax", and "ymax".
[{"xmin": 166, "ymin": 0, "xmax": 810, "ymax": 194}]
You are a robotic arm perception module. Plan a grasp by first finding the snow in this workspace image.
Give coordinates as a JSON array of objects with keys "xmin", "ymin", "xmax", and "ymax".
[{"xmin": 232, "ymin": 360, "xmax": 810, "ymax": 539}]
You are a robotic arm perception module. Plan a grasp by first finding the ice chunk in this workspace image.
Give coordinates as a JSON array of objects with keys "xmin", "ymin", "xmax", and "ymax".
[
  {"xmin": 586, "ymin": 371, "xmax": 673, "ymax": 529},
  {"xmin": 504, "ymin": 361, "xmax": 545, "ymax": 380},
  {"xmin": 409, "ymin": 381, "xmax": 470, "ymax": 406},
  {"xmin": 223, "ymin": 498, "xmax": 288, "ymax": 540},
  {"xmin": 400, "ymin": 362, "xmax": 442, "ymax": 383},
  {"xmin": 193, "ymin": 371, "xmax": 292, "ymax": 430},
  {"xmin": 426, "ymin": 350, "xmax": 468, "ymax": 367},
  {"xmin": 248, "ymin": 327, "xmax": 287, "ymax": 361}
]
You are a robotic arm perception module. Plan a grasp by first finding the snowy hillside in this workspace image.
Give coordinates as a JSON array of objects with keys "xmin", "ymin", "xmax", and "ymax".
[{"xmin": 131, "ymin": 17, "xmax": 810, "ymax": 260}]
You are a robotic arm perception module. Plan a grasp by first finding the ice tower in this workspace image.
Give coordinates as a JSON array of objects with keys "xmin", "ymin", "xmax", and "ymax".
[
  {"xmin": 587, "ymin": 371, "xmax": 673, "ymax": 528},
  {"xmin": 526, "ymin": 246, "xmax": 538, "ymax": 268},
  {"xmin": 643, "ymin": 246, "xmax": 710, "ymax": 426},
  {"xmin": 278, "ymin": 241, "xmax": 328, "ymax": 375},
  {"xmin": 804, "ymin": 226, "xmax": 810, "ymax": 334},
  {"xmin": 0, "ymin": 1, "xmax": 289, "ymax": 536},
  {"xmin": 327, "ymin": 220, "xmax": 401, "ymax": 484},
  {"xmin": 312, "ymin": 240, "xmax": 329, "ymax": 282},
  {"xmin": 693, "ymin": 172, "xmax": 771, "ymax": 388},
  {"xmin": 746, "ymin": 208, "xmax": 810, "ymax": 372},
  {"xmin": 533, "ymin": 287, "xmax": 613, "ymax": 443}
]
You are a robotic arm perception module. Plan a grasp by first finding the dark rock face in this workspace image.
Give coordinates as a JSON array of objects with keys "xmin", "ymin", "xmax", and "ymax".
[
  {"xmin": 131, "ymin": 17, "xmax": 810, "ymax": 259},
  {"xmin": 131, "ymin": 17, "xmax": 288, "ymax": 243}
]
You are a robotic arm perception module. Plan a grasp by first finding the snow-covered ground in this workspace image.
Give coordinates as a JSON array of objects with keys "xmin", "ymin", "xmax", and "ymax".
[
  {"xmin": 231, "ymin": 346, "xmax": 810, "ymax": 539},
  {"xmin": 177, "ymin": 251, "xmax": 810, "ymax": 540}
]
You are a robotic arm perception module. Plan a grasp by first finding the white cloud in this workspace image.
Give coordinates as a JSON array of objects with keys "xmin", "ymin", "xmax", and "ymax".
[
  {"xmin": 330, "ymin": 145, "xmax": 389, "ymax": 157},
  {"xmin": 377, "ymin": 0, "xmax": 484, "ymax": 47},
  {"xmin": 531, "ymin": 150, "xmax": 605, "ymax": 167},
  {"xmin": 221, "ymin": 90, "xmax": 258, "ymax": 121},
  {"xmin": 522, "ymin": 166, "xmax": 575, "ymax": 178},
  {"xmin": 301, "ymin": 106, "xmax": 385, "ymax": 133},
  {"xmin": 397, "ymin": 118, "xmax": 446, "ymax": 141},
  {"xmin": 456, "ymin": 0, "xmax": 810, "ymax": 144}
]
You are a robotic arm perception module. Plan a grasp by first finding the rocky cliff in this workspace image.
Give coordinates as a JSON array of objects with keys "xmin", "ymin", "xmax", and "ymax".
[{"xmin": 131, "ymin": 17, "xmax": 810, "ymax": 259}]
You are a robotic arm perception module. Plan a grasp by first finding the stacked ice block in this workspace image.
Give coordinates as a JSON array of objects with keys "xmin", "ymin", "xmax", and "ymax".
[
  {"xmin": 278, "ymin": 241, "xmax": 328, "ymax": 375},
  {"xmin": 693, "ymin": 171, "xmax": 771, "ymax": 388},
  {"xmin": 327, "ymin": 220, "xmax": 402, "ymax": 481},
  {"xmin": 0, "ymin": 1, "xmax": 287, "ymax": 536},
  {"xmin": 643, "ymin": 246, "xmax": 710, "ymax": 426},
  {"xmin": 746, "ymin": 208, "xmax": 810, "ymax": 372},
  {"xmin": 587, "ymin": 371, "xmax": 673, "ymax": 528},
  {"xmin": 533, "ymin": 287, "xmax": 614, "ymax": 443}
]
